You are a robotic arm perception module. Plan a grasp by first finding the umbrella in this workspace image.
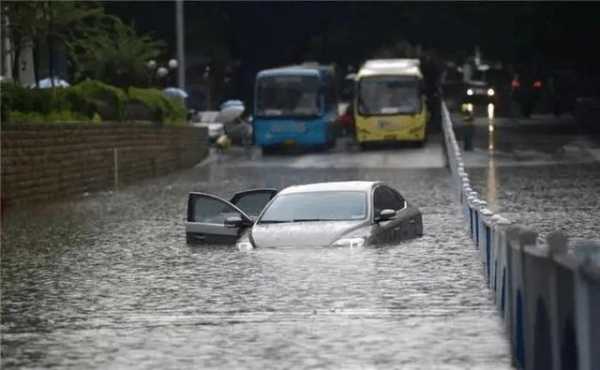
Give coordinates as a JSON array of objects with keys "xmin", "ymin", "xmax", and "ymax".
[
  {"xmin": 220, "ymin": 99, "xmax": 244, "ymax": 110},
  {"xmin": 217, "ymin": 100, "xmax": 245, "ymax": 123},
  {"xmin": 29, "ymin": 77, "xmax": 70, "ymax": 88},
  {"xmin": 163, "ymin": 87, "xmax": 188, "ymax": 99}
]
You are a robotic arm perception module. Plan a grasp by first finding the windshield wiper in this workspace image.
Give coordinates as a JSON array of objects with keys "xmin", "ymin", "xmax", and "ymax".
[
  {"xmin": 258, "ymin": 220, "xmax": 291, "ymax": 224},
  {"xmin": 292, "ymin": 218, "xmax": 325, "ymax": 222}
]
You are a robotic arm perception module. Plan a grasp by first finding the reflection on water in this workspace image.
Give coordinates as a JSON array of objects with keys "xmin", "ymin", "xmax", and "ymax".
[
  {"xmin": 487, "ymin": 103, "xmax": 495, "ymax": 121},
  {"xmin": 1, "ymin": 165, "xmax": 511, "ymax": 369},
  {"xmin": 485, "ymin": 105, "xmax": 499, "ymax": 211}
]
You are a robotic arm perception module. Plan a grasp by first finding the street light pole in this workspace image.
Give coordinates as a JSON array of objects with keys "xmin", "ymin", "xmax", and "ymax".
[
  {"xmin": 175, "ymin": 0, "xmax": 185, "ymax": 90},
  {"xmin": 204, "ymin": 66, "xmax": 211, "ymax": 110}
]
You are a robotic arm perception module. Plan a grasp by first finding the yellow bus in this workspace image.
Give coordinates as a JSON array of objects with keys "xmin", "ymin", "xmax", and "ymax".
[{"xmin": 354, "ymin": 59, "xmax": 428, "ymax": 147}]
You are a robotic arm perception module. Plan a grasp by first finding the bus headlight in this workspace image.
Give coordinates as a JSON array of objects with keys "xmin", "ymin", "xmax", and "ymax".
[
  {"xmin": 487, "ymin": 88, "xmax": 495, "ymax": 96},
  {"xmin": 467, "ymin": 89, "xmax": 474, "ymax": 96}
]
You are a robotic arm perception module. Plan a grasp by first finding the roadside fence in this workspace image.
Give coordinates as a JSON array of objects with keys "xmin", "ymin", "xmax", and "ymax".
[{"xmin": 441, "ymin": 101, "xmax": 600, "ymax": 370}]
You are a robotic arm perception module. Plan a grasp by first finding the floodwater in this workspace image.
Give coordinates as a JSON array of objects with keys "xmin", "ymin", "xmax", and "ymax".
[
  {"xmin": 456, "ymin": 114, "xmax": 600, "ymax": 241},
  {"xmin": 1, "ymin": 135, "xmax": 512, "ymax": 369}
]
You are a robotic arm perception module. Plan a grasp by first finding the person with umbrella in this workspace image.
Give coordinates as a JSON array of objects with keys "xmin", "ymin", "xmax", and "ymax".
[{"xmin": 216, "ymin": 100, "xmax": 253, "ymax": 157}]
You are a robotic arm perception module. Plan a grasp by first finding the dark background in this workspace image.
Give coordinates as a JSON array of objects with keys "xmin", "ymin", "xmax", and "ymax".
[{"xmin": 104, "ymin": 2, "xmax": 600, "ymax": 107}]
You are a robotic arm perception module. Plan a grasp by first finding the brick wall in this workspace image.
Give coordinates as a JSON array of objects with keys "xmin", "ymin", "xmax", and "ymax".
[{"xmin": 1, "ymin": 123, "xmax": 208, "ymax": 207}]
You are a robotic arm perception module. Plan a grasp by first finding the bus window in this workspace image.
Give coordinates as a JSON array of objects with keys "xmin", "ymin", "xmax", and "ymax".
[
  {"xmin": 256, "ymin": 76, "xmax": 320, "ymax": 117},
  {"xmin": 358, "ymin": 76, "xmax": 421, "ymax": 115}
]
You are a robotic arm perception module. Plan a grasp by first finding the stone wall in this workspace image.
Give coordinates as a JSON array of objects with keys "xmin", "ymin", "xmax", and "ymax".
[{"xmin": 1, "ymin": 123, "xmax": 208, "ymax": 207}]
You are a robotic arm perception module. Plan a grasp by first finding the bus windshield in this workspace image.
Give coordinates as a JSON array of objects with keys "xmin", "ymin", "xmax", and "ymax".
[
  {"xmin": 358, "ymin": 76, "xmax": 421, "ymax": 115},
  {"xmin": 256, "ymin": 75, "xmax": 321, "ymax": 118}
]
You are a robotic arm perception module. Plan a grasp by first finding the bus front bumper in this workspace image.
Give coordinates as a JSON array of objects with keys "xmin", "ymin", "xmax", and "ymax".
[{"xmin": 355, "ymin": 122, "xmax": 426, "ymax": 143}]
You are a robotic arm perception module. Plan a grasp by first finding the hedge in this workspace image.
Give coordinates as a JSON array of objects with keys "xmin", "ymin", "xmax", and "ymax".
[
  {"xmin": 72, "ymin": 80, "xmax": 128, "ymax": 121},
  {"xmin": 127, "ymin": 87, "xmax": 186, "ymax": 125},
  {"xmin": 0, "ymin": 80, "xmax": 186, "ymax": 125}
]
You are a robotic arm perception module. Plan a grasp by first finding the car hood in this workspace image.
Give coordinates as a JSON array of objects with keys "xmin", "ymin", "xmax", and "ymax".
[{"xmin": 250, "ymin": 220, "xmax": 366, "ymax": 248}]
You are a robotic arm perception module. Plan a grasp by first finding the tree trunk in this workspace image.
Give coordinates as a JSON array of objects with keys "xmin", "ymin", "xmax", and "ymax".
[
  {"xmin": 11, "ymin": 40, "xmax": 21, "ymax": 82},
  {"xmin": 48, "ymin": 2, "xmax": 54, "ymax": 87},
  {"xmin": 0, "ymin": 21, "xmax": 6, "ymax": 78},
  {"xmin": 33, "ymin": 39, "xmax": 40, "ymax": 87},
  {"xmin": 48, "ymin": 36, "xmax": 54, "ymax": 86}
]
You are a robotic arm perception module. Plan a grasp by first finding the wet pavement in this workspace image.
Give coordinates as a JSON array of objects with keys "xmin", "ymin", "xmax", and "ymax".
[
  {"xmin": 1, "ymin": 133, "xmax": 512, "ymax": 369},
  {"xmin": 453, "ymin": 113, "xmax": 600, "ymax": 241}
]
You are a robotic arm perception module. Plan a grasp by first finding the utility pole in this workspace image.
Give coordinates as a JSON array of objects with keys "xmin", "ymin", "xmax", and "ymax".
[{"xmin": 175, "ymin": 0, "xmax": 185, "ymax": 90}]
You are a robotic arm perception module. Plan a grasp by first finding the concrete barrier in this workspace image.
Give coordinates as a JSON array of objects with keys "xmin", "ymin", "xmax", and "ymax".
[
  {"xmin": 491, "ymin": 216, "xmax": 512, "ymax": 318},
  {"xmin": 440, "ymin": 100, "xmax": 600, "ymax": 370},
  {"xmin": 574, "ymin": 241, "xmax": 600, "ymax": 370}
]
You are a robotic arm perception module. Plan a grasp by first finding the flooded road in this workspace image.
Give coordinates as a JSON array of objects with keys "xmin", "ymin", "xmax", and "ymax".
[
  {"xmin": 1, "ymin": 134, "xmax": 512, "ymax": 369},
  {"xmin": 454, "ymin": 114, "xmax": 600, "ymax": 241}
]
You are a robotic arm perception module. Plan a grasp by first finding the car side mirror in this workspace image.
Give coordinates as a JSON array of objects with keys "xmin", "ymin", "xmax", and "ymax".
[
  {"xmin": 375, "ymin": 209, "xmax": 396, "ymax": 222},
  {"xmin": 225, "ymin": 215, "xmax": 246, "ymax": 228}
]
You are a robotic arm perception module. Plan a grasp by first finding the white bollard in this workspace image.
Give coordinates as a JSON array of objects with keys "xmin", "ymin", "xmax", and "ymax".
[
  {"xmin": 480, "ymin": 208, "xmax": 494, "ymax": 279},
  {"xmin": 574, "ymin": 241, "xmax": 600, "ymax": 370}
]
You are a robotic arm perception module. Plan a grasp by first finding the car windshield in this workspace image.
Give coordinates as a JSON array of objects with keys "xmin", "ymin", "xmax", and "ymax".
[
  {"xmin": 256, "ymin": 75, "xmax": 321, "ymax": 117},
  {"xmin": 358, "ymin": 76, "xmax": 420, "ymax": 115},
  {"xmin": 258, "ymin": 191, "xmax": 367, "ymax": 223}
]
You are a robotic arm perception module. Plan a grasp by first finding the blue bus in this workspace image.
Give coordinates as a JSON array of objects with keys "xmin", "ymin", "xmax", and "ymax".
[{"xmin": 253, "ymin": 64, "xmax": 338, "ymax": 153}]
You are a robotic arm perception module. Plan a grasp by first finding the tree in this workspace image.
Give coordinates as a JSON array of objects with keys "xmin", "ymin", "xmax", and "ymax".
[
  {"xmin": 2, "ymin": 1, "xmax": 110, "ymax": 86},
  {"xmin": 1, "ymin": 2, "xmax": 40, "ymax": 82},
  {"xmin": 180, "ymin": 5, "xmax": 233, "ymax": 108},
  {"xmin": 41, "ymin": 2, "xmax": 108, "ymax": 86},
  {"xmin": 68, "ymin": 19, "xmax": 164, "ymax": 87}
]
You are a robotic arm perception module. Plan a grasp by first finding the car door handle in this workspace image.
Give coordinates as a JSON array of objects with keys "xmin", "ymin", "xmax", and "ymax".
[{"xmin": 409, "ymin": 219, "xmax": 416, "ymax": 224}]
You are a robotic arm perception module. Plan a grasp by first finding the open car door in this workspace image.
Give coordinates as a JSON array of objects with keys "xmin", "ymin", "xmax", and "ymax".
[
  {"xmin": 186, "ymin": 193, "xmax": 253, "ymax": 244},
  {"xmin": 229, "ymin": 188, "xmax": 278, "ymax": 219},
  {"xmin": 186, "ymin": 189, "xmax": 278, "ymax": 245}
]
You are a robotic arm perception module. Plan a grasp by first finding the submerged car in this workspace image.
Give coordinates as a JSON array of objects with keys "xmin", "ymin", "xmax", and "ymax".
[{"xmin": 185, "ymin": 181, "xmax": 423, "ymax": 249}]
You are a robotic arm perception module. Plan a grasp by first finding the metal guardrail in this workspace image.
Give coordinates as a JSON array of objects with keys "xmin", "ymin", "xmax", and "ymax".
[{"xmin": 440, "ymin": 101, "xmax": 600, "ymax": 370}]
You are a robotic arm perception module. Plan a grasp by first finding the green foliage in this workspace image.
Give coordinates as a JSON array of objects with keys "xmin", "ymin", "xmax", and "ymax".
[
  {"xmin": 1, "ymin": 82, "xmax": 27, "ymax": 119},
  {"xmin": 1, "ymin": 82, "xmax": 61, "ymax": 116},
  {"xmin": 1, "ymin": 81, "xmax": 93, "ymax": 124},
  {"xmin": 1, "ymin": 81, "xmax": 90, "ymax": 119},
  {"xmin": 68, "ymin": 20, "xmax": 164, "ymax": 88},
  {"xmin": 1, "ymin": 80, "xmax": 185, "ymax": 125},
  {"xmin": 71, "ymin": 80, "xmax": 128, "ymax": 121},
  {"xmin": 127, "ymin": 87, "xmax": 186, "ymax": 125}
]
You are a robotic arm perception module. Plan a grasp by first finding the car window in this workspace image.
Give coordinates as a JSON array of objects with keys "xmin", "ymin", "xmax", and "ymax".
[
  {"xmin": 259, "ymin": 191, "xmax": 367, "ymax": 223},
  {"xmin": 191, "ymin": 196, "xmax": 242, "ymax": 224},
  {"xmin": 389, "ymin": 188, "xmax": 405, "ymax": 210},
  {"xmin": 232, "ymin": 192, "xmax": 274, "ymax": 217},
  {"xmin": 373, "ymin": 186, "xmax": 404, "ymax": 215}
]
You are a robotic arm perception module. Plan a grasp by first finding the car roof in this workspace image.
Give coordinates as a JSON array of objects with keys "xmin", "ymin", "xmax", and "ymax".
[{"xmin": 279, "ymin": 181, "xmax": 379, "ymax": 195}]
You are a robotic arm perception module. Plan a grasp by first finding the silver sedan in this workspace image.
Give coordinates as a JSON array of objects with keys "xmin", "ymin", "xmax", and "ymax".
[{"xmin": 185, "ymin": 181, "xmax": 423, "ymax": 249}]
